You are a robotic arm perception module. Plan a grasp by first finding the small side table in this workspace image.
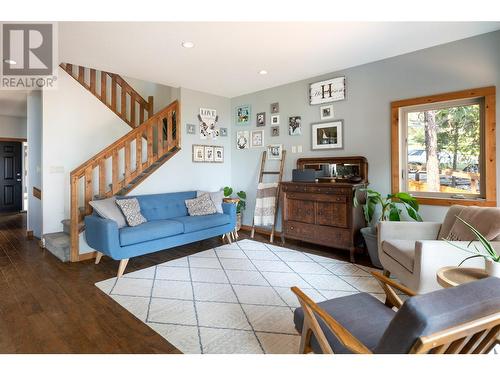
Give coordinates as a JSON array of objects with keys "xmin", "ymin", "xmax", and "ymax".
[
  {"xmin": 222, "ymin": 197, "xmax": 240, "ymax": 242},
  {"xmin": 436, "ymin": 266, "xmax": 488, "ymax": 288}
]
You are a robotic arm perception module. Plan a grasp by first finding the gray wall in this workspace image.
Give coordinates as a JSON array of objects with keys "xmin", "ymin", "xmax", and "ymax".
[{"xmin": 231, "ymin": 30, "xmax": 500, "ymax": 227}]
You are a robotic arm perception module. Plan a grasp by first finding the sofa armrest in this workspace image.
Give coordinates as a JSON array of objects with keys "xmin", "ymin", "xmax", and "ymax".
[
  {"xmin": 222, "ymin": 202, "xmax": 237, "ymax": 226},
  {"xmin": 84, "ymin": 215, "xmax": 122, "ymax": 259},
  {"xmin": 378, "ymin": 221, "xmax": 441, "ymax": 243},
  {"xmin": 414, "ymin": 240, "xmax": 488, "ymax": 292}
]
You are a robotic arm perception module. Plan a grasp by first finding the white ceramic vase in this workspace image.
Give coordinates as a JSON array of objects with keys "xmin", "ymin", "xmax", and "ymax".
[{"xmin": 485, "ymin": 259, "xmax": 500, "ymax": 277}]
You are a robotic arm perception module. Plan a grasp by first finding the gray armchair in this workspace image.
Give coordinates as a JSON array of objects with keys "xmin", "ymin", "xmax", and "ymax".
[{"xmin": 292, "ymin": 274, "xmax": 500, "ymax": 354}]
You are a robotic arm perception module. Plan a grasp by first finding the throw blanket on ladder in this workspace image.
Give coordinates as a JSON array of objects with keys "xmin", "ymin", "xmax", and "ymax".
[{"xmin": 254, "ymin": 182, "xmax": 279, "ymax": 226}]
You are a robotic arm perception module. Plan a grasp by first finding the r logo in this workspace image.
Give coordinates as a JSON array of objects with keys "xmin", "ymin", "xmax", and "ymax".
[{"xmin": 2, "ymin": 24, "xmax": 53, "ymax": 76}]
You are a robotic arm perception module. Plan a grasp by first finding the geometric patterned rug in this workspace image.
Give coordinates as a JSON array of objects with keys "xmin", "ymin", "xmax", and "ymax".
[{"xmin": 95, "ymin": 239, "xmax": 382, "ymax": 354}]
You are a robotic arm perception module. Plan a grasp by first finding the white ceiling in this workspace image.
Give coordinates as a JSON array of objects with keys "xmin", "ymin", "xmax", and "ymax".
[
  {"xmin": 0, "ymin": 91, "xmax": 27, "ymax": 117},
  {"xmin": 57, "ymin": 22, "xmax": 499, "ymax": 97}
]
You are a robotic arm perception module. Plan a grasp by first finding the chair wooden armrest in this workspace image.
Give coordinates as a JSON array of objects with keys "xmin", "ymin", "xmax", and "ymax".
[
  {"xmin": 371, "ymin": 271, "xmax": 416, "ymax": 309},
  {"xmin": 291, "ymin": 286, "xmax": 372, "ymax": 354}
]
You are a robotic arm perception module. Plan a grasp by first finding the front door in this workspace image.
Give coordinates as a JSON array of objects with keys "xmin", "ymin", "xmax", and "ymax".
[{"xmin": 0, "ymin": 141, "xmax": 22, "ymax": 212}]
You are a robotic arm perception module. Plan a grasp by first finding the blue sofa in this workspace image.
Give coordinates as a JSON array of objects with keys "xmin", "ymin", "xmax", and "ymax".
[{"xmin": 84, "ymin": 191, "xmax": 236, "ymax": 276}]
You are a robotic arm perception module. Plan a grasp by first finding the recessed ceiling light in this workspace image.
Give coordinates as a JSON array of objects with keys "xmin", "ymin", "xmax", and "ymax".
[
  {"xmin": 3, "ymin": 59, "xmax": 16, "ymax": 65},
  {"xmin": 258, "ymin": 70, "xmax": 268, "ymax": 75},
  {"xmin": 181, "ymin": 41, "xmax": 195, "ymax": 49}
]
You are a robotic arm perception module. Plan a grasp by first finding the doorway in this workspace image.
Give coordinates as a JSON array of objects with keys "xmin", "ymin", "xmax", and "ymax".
[{"xmin": 0, "ymin": 140, "xmax": 23, "ymax": 212}]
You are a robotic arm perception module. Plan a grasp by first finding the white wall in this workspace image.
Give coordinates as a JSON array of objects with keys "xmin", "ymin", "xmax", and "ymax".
[
  {"xmin": 0, "ymin": 115, "xmax": 27, "ymax": 139},
  {"xmin": 132, "ymin": 87, "xmax": 232, "ymax": 195},
  {"xmin": 42, "ymin": 67, "xmax": 131, "ymax": 234},
  {"xmin": 27, "ymin": 91, "xmax": 43, "ymax": 238},
  {"xmin": 231, "ymin": 31, "xmax": 500, "ymax": 228}
]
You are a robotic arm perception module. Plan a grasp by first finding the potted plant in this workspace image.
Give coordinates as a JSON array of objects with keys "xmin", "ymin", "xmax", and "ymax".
[
  {"xmin": 354, "ymin": 189, "xmax": 422, "ymax": 268},
  {"xmin": 223, "ymin": 186, "xmax": 246, "ymax": 231},
  {"xmin": 446, "ymin": 217, "xmax": 500, "ymax": 277}
]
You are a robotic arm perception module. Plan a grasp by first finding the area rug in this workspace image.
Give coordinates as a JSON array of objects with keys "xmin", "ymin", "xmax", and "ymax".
[{"xmin": 95, "ymin": 239, "xmax": 383, "ymax": 354}]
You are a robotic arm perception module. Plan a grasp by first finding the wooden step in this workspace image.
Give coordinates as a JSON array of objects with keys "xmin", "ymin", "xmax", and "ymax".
[{"xmin": 61, "ymin": 219, "xmax": 85, "ymax": 235}]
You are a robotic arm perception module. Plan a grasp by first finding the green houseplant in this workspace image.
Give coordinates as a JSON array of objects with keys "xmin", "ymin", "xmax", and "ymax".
[
  {"xmin": 446, "ymin": 216, "xmax": 500, "ymax": 277},
  {"xmin": 223, "ymin": 186, "xmax": 246, "ymax": 231},
  {"xmin": 354, "ymin": 189, "xmax": 423, "ymax": 268}
]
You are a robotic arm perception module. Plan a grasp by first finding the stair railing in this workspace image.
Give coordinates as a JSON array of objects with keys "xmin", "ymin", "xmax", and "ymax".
[
  {"xmin": 69, "ymin": 100, "xmax": 181, "ymax": 261},
  {"xmin": 60, "ymin": 63, "xmax": 154, "ymax": 128}
]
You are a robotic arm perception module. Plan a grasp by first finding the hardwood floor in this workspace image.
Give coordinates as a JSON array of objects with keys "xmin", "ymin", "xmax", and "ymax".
[{"xmin": 0, "ymin": 213, "xmax": 373, "ymax": 353}]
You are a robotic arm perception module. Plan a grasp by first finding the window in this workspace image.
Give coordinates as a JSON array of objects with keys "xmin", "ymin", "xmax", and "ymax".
[{"xmin": 391, "ymin": 87, "xmax": 496, "ymax": 207}]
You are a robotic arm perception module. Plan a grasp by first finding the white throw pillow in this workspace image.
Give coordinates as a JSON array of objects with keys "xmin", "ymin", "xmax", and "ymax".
[
  {"xmin": 89, "ymin": 196, "xmax": 127, "ymax": 228},
  {"xmin": 197, "ymin": 189, "xmax": 224, "ymax": 213}
]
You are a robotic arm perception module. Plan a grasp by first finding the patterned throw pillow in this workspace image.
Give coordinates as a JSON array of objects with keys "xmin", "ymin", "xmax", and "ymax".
[
  {"xmin": 116, "ymin": 198, "xmax": 147, "ymax": 227},
  {"xmin": 197, "ymin": 190, "xmax": 224, "ymax": 213},
  {"xmin": 185, "ymin": 194, "xmax": 217, "ymax": 216}
]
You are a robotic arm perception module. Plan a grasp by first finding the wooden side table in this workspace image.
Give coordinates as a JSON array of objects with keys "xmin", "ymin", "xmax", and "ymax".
[
  {"xmin": 222, "ymin": 197, "xmax": 240, "ymax": 243},
  {"xmin": 436, "ymin": 266, "xmax": 488, "ymax": 288}
]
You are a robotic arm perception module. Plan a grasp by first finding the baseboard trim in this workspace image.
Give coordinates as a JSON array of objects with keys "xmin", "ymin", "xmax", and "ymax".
[
  {"xmin": 26, "ymin": 230, "xmax": 34, "ymax": 240},
  {"xmin": 78, "ymin": 251, "xmax": 97, "ymax": 261}
]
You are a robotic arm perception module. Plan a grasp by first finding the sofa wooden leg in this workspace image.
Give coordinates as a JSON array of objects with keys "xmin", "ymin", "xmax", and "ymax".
[
  {"xmin": 95, "ymin": 251, "xmax": 103, "ymax": 264},
  {"xmin": 227, "ymin": 233, "xmax": 232, "ymax": 244},
  {"xmin": 117, "ymin": 259, "xmax": 129, "ymax": 278}
]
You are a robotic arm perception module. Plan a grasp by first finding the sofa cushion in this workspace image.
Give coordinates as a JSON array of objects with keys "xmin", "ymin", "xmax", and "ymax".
[
  {"xmin": 375, "ymin": 277, "xmax": 500, "ymax": 353},
  {"xmin": 132, "ymin": 191, "xmax": 196, "ymax": 221},
  {"xmin": 294, "ymin": 293, "xmax": 395, "ymax": 354},
  {"xmin": 119, "ymin": 219, "xmax": 184, "ymax": 246},
  {"xmin": 382, "ymin": 240, "xmax": 416, "ymax": 272},
  {"xmin": 172, "ymin": 213, "xmax": 231, "ymax": 233}
]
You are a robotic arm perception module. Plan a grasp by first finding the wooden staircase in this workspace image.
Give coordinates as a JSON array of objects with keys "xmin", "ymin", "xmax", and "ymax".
[{"xmin": 50, "ymin": 64, "xmax": 181, "ymax": 262}]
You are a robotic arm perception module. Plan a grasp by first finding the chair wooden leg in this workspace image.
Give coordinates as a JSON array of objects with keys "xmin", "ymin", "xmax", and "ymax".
[
  {"xmin": 95, "ymin": 251, "xmax": 103, "ymax": 264},
  {"xmin": 117, "ymin": 259, "xmax": 129, "ymax": 278},
  {"xmin": 383, "ymin": 269, "xmax": 391, "ymax": 277}
]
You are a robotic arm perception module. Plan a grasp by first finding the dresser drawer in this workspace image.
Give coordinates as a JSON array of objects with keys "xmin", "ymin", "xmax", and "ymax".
[{"xmin": 283, "ymin": 220, "xmax": 351, "ymax": 249}]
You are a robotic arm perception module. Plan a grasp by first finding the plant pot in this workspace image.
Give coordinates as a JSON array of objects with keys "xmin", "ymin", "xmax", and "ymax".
[
  {"xmin": 485, "ymin": 259, "xmax": 500, "ymax": 278},
  {"xmin": 236, "ymin": 212, "xmax": 242, "ymax": 232},
  {"xmin": 360, "ymin": 226, "xmax": 382, "ymax": 269}
]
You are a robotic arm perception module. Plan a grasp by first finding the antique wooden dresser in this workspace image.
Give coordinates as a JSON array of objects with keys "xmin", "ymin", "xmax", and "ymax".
[{"xmin": 280, "ymin": 156, "xmax": 368, "ymax": 262}]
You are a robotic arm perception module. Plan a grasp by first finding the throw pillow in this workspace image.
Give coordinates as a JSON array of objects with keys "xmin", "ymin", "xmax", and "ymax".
[
  {"xmin": 185, "ymin": 194, "xmax": 217, "ymax": 216},
  {"xmin": 197, "ymin": 189, "xmax": 224, "ymax": 213},
  {"xmin": 116, "ymin": 198, "xmax": 147, "ymax": 227},
  {"xmin": 89, "ymin": 196, "xmax": 127, "ymax": 228}
]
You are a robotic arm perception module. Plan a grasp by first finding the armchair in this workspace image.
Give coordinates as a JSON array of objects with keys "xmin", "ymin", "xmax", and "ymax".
[
  {"xmin": 292, "ymin": 273, "xmax": 500, "ymax": 354},
  {"xmin": 378, "ymin": 205, "xmax": 500, "ymax": 293}
]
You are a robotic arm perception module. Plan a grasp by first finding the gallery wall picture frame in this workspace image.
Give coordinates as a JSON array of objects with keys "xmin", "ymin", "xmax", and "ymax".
[
  {"xmin": 271, "ymin": 114, "xmax": 280, "ymax": 125},
  {"xmin": 270, "ymin": 102, "xmax": 279, "ymax": 114},
  {"xmin": 311, "ymin": 120, "xmax": 344, "ymax": 150},
  {"xmin": 186, "ymin": 123, "xmax": 196, "ymax": 134},
  {"xmin": 192, "ymin": 144, "xmax": 205, "ymax": 162},
  {"xmin": 235, "ymin": 104, "xmax": 251, "ymax": 125},
  {"xmin": 250, "ymin": 129, "xmax": 264, "ymax": 148},
  {"xmin": 267, "ymin": 144, "xmax": 283, "ymax": 160},
  {"xmin": 204, "ymin": 146, "xmax": 214, "ymax": 162},
  {"xmin": 288, "ymin": 116, "xmax": 302, "ymax": 136},
  {"xmin": 220, "ymin": 128, "xmax": 228, "ymax": 136},
  {"xmin": 214, "ymin": 146, "xmax": 224, "ymax": 163},
  {"xmin": 271, "ymin": 126, "xmax": 280, "ymax": 137},
  {"xmin": 309, "ymin": 76, "xmax": 346, "ymax": 105},
  {"xmin": 256, "ymin": 112, "xmax": 266, "ymax": 127},
  {"xmin": 236, "ymin": 130, "xmax": 250, "ymax": 149},
  {"xmin": 320, "ymin": 104, "xmax": 334, "ymax": 120}
]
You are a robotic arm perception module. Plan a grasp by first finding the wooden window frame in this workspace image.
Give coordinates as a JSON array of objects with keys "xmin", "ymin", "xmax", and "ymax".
[{"xmin": 391, "ymin": 86, "xmax": 496, "ymax": 207}]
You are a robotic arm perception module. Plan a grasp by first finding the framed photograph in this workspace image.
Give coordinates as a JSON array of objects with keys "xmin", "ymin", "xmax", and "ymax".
[
  {"xmin": 192, "ymin": 145, "xmax": 205, "ymax": 162},
  {"xmin": 288, "ymin": 116, "xmax": 302, "ymax": 136},
  {"xmin": 186, "ymin": 123, "xmax": 196, "ymax": 134},
  {"xmin": 271, "ymin": 126, "xmax": 280, "ymax": 137},
  {"xmin": 320, "ymin": 104, "xmax": 334, "ymax": 120},
  {"xmin": 309, "ymin": 76, "xmax": 346, "ymax": 105},
  {"xmin": 236, "ymin": 130, "xmax": 250, "ymax": 149},
  {"xmin": 220, "ymin": 127, "xmax": 228, "ymax": 136},
  {"xmin": 256, "ymin": 112, "xmax": 266, "ymax": 127},
  {"xmin": 311, "ymin": 120, "xmax": 343, "ymax": 150},
  {"xmin": 204, "ymin": 146, "xmax": 214, "ymax": 162},
  {"xmin": 235, "ymin": 104, "xmax": 251, "ymax": 125},
  {"xmin": 267, "ymin": 144, "xmax": 283, "ymax": 160},
  {"xmin": 271, "ymin": 114, "xmax": 280, "ymax": 125},
  {"xmin": 250, "ymin": 129, "xmax": 264, "ymax": 148},
  {"xmin": 270, "ymin": 102, "xmax": 279, "ymax": 114},
  {"xmin": 214, "ymin": 146, "xmax": 224, "ymax": 163}
]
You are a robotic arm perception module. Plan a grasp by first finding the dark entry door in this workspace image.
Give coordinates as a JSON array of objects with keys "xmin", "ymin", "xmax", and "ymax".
[{"xmin": 0, "ymin": 141, "xmax": 22, "ymax": 212}]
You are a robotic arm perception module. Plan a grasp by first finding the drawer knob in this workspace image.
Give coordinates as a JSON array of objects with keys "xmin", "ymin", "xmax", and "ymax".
[{"xmin": 290, "ymin": 226, "xmax": 294, "ymax": 230}]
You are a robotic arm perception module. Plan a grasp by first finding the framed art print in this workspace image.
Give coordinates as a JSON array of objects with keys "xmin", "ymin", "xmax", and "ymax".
[
  {"xmin": 320, "ymin": 104, "xmax": 334, "ymax": 120},
  {"xmin": 309, "ymin": 76, "xmax": 346, "ymax": 105},
  {"xmin": 235, "ymin": 105, "xmax": 251, "ymax": 125},
  {"xmin": 311, "ymin": 120, "xmax": 343, "ymax": 150},
  {"xmin": 236, "ymin": 130, "xmax": 250, "ymax": 149},
  {"xmin": 214, "ymin": 146, "xmax": 224, "ymax": 163},
  {"xmin": 192, "ymin": 145, "xmax": 205, "ymax": 162},
  {"xmin": 288, "ymin": 116, "xmax": 302, "ymax": 136},
  {"xmin": 267, "ymin": 144, "xmax": 283, "ymax": 160},
  {"xmin": 204, "ymin": 146, "xmax": 214, "ymax": 162},
  {"xmin": 250, "ymin": 129, "xmax": 264, "ymax": 148},
  {"xmin": 256, "ymin": 112, "xmax": 266, "ymax": 127},
  {"xmin": 271, "ymin": 114, "xmax": 280, "ymax": 125},
  {"xmin": 270, "ymin": 102, "xmax": 279, "ymax": 114},
  {"xmin": 271, "ymin": 126, "xmax": 279, "ymax": 137}
]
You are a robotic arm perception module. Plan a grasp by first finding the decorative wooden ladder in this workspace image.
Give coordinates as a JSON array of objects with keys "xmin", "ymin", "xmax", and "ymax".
[{"xmin": 57, "ymin": 63, "xmax": 181, "ymax": 262}]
